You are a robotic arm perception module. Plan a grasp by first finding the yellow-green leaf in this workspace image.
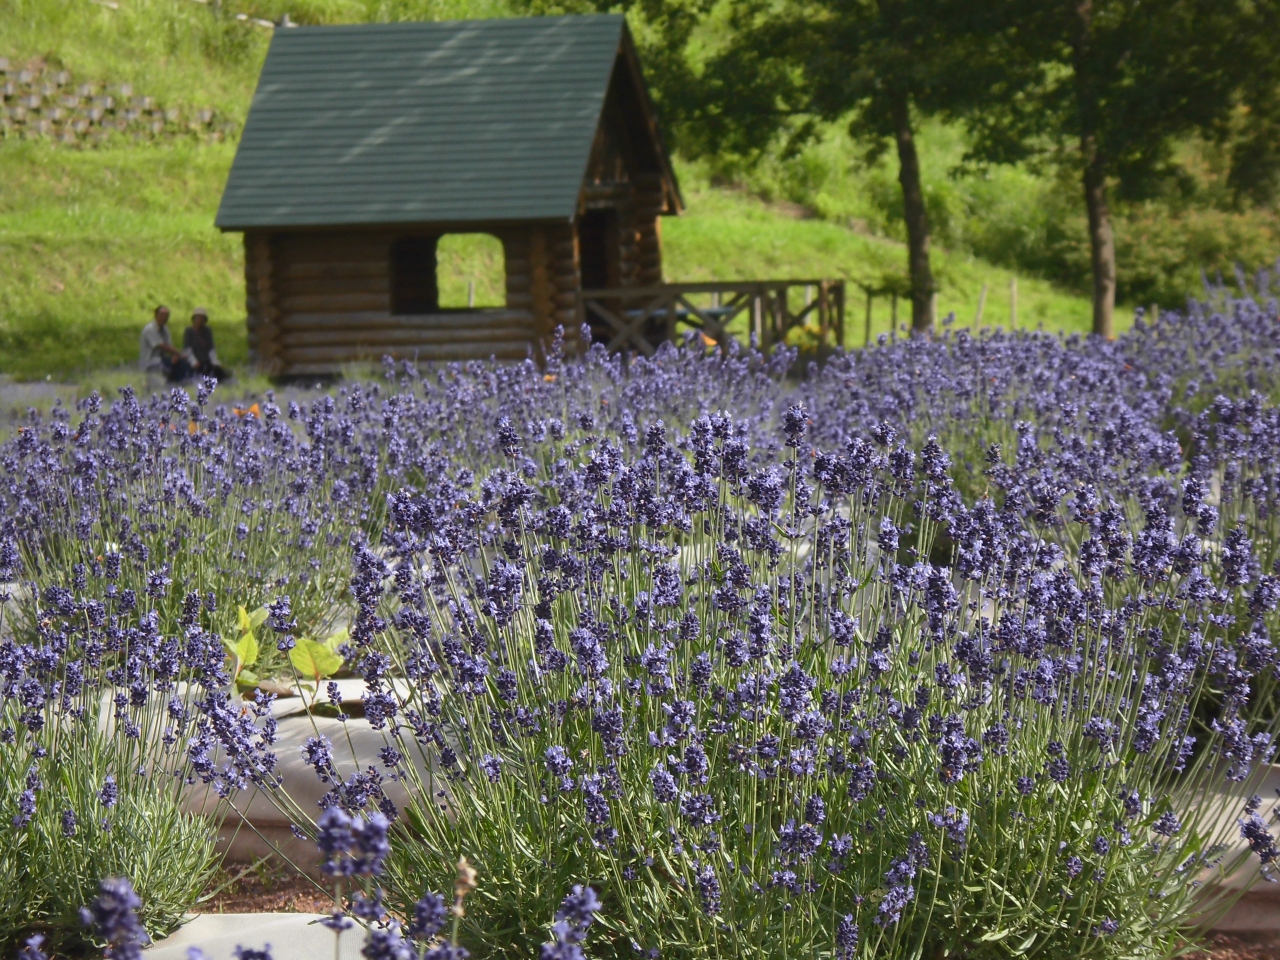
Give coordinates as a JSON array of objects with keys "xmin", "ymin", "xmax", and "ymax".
[
  {"xmin": 289, "ymin": 637, "xmax": 343, "ymax": 681},
  {"xmin": 222, "ymin": 626, "xmax": 259, "ymax": 676},
  {"xmin": 324, "ymin": 627, "xmax": 349, "ymax": 653},
  {"xmin": 237, "ymin": 604, "xmax": 269, "ymax": 633},
  {"xmin": 235, "ymin": 630, "xmax": 259, "ymax": 669}
]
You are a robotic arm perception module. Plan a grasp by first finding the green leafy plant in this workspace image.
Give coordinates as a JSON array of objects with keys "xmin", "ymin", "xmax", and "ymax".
[
  {"xmin": 288, "ymin": 633, "xmax": 345, "ymax": 685},
  {"xmin": 223, "ymin": 604, "xmax": 267, "ymax": 689}
]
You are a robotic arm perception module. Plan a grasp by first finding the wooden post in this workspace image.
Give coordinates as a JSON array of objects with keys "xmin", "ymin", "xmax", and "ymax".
[
  {"xmin": 890, "ymin": 292, "xmax": 898, "ymax": 340},
  {"xmin": 1010, "ymin": 276, "xmax": 1018, "ymax": 329},
  {"xmin": 974, "ymin": 283, "xmax": 987, "ymax": 329},
  {"xmin": 864, "ymin": 286, "xmax": 873, "ymax": 348},
  {"xmin": 467, "ymin": 280, "xmax": 475, "ymax": 308},
  {"xmin": 816, "ymin": 282, "xmax": 829, "ymax": 344},
  {"xmin": 1151, "ymin": 303, "xmax": 1159, "ymax": 323},
  {"xmin": 752, "ymin": 293, "xmax": 763, "ymax": 349},
  {"xmin": 834, "ymin": 281, "xmax": 845, "ymax": 348},
  {"xmin": 776, "ymin": 286, "xmax": 789, "ymax": 346}
]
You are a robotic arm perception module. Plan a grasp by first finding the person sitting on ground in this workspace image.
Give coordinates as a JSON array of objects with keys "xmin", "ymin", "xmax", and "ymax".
[
  {"xmin": 182, "ymin": 307, "xmax": 229, "ymax": 381},
  {"xmin": 139, "ymin": 304, "xmax": 192, "ymax": 382}
]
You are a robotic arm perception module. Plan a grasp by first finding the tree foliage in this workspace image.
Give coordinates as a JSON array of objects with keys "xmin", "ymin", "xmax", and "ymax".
[{"xmin": 576, "ymin": 0, "xmax": 1280, "ymax": 339}]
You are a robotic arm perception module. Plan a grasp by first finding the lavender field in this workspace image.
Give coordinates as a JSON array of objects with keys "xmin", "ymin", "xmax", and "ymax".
[{"xmin": 5, "ymin": 288, "xmax": 1280, "ymax": 959}]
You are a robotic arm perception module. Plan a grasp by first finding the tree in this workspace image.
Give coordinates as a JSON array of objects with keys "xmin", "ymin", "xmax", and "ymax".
[
  {"xmin": 967, "ymin": 0, "xmax": 1280, "ymax": 338},
  {"xmin": 685, "ymin": 0, "xmax": 1012, "ymax": 337}
]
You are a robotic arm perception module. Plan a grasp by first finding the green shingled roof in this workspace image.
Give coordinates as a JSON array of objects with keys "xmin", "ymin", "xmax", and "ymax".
[{"xmin": 216, "ymin": 15, "xmax": 634, "ymax": 230}]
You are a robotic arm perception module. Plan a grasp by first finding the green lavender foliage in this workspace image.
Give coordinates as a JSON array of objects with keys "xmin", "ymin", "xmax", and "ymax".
[
  {"xmin": 0, "ymin": 596, "xmax": 220, "ymax": 955},
  {"xmin": 334, "ymin": 418, "xmax": 1275, "ymax": 960}
]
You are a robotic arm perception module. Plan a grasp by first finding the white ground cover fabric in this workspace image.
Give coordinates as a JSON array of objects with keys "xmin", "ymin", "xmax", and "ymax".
[
  {"xmin": 186, "ymin": 692, "xmax": 443, "ymax": 872},
  {"xmin": 146, "ymin": 913, "xmax": 363, "ymax": 960}
]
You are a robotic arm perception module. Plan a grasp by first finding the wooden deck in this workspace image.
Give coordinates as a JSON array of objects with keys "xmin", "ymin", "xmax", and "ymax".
[{"xmin": 580, "ymin": 280, "xmax": 846, "ymax": 355}]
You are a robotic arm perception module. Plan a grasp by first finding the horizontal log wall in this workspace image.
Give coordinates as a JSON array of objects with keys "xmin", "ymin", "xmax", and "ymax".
[
  {"xmin": 633, "ymin": 173, "xmax": 666, "ymax": 287},
  {"xmin": 244, "ymin": 233, "xmax": 283, "ymax": 375},
  {"xmin": 548, "ymin": 223, "xmax": 579, "ymax": 329},
  {"xmin": 247, "ymin": 227, "xmax": 540, "ymax": 375}
]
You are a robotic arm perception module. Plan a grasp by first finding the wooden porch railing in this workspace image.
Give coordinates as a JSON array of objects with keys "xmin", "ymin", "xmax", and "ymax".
[{"xmin": 579, "ymin": 280, "xmax": 846, "ymax": 356}]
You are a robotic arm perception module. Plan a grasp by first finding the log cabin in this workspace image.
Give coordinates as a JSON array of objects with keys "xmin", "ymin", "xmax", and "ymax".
[{"xmin": 215, "ymin": 14, "xmax": 682, "ymax": 376}]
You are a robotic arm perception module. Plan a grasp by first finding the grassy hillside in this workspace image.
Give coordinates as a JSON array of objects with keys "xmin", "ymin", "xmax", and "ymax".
[
  {"xmin": 0, "ymin": 141, "xmax": 245, "ymax": 376},
  {"xmin": 0, "ymin": 139, "xmax": 1096, "ymax": 379},
  {"xmin": 0, "ymin": 0, "xmax": 1140, "ymax": 381}
]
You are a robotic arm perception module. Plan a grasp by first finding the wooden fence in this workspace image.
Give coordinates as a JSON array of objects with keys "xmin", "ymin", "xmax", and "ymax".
[{"xmin": 579, "ymin": 280, "xmax": 845, "ymax": 355}]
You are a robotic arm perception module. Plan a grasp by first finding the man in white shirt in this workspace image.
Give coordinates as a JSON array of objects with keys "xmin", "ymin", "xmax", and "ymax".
[{"xmin": 139, "ymin": 305, "xmax": 192, "ymax": 382}]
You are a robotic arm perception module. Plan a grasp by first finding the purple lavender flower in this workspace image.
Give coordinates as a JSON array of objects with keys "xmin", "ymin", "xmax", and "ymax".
[
  {"xmin": 541, "ymin": 885, "xmax": 602, "ymax": 960},
  {"xmin": 17, "ymin": 934, "xmax": 47, "ymax": 960},
  {"xmin": 80, "ymin": 876, "xmax": 149, "ymax": 960},
  {"xmin": 546, "ymin": 745, "xmax": 575, "ymax": 779},
  {"xmin": 835, "ymin": 916, "xmax": 859, "ymax": 960},
  {"xmin": 362, "ymin": 926, "xmax": 413, "ymax": 960},
  {"xmin": 409, "ymin": 891, "xmax": 449, "ymax": 940},
  {"xmin": 650, "ymin": 766, "xmax": 678, "ymax": 803},
  {"xmin": 695, "ymin": 863, "xmax": 721, "ymax": 916}
]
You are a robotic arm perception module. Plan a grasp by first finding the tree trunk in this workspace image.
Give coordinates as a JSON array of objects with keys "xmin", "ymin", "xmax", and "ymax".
[
  {"xmin": 890, "ymin": 90, "xmax": 934, "ymax": 337},
  {"xmin": 1072, "ymin": 0, "xmax": 1115, "ymax": 338},
  {"xmin": 1081, "ymin": 149, "xmax": 1116, "ymax": 338}
]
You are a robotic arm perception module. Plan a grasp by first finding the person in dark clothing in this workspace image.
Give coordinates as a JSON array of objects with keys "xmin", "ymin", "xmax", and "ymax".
[{"xmin": 182, "ymin": 308, "xmax": 229, "ymax": 381}]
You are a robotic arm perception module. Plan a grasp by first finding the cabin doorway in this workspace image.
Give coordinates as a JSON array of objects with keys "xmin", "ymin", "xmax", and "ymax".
[
  {"xmin": 578, "ymin": 209, "xmax": 620, "ymax": 344},
  {"xmin": 390, "ymin": 236, "xmax": 439, "ymax": 314},
  {"xmin": 578, "ymin": 209, "xmax": 618, "ymax": 291}
]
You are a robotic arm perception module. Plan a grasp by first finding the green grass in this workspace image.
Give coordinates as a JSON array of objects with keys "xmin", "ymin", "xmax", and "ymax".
[
  {"xmin": 0, "ymin": 141, "xmax": 245, "ymax": 377},
  {"xmin": 0, "ymin": 0, "xmax": 1127, "ymax": 381}
]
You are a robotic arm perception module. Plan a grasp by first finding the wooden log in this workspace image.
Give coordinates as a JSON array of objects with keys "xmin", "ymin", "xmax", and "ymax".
[
  {"xmin": 277, "ymin": 262, "xmax": 386, "ymax": 280},
  {"xmin": 278, "ymin": 293, "xmax": 389, "ymax": 314},
  {"xmin": 278, "ymin": 325, "xmax": 536, "ymax": 348},
  {"xmin": 636, "ymin": 216, "xmax": 662, "ymax": 286},
  {"xmin": 244, "ymin": 232, "xmax": 283, "ymax": 374},
  {"xmin": 278, "ymin": 277, "xmax": 390, "ymax": 298},
  {"xmin": 278, "ymin": 319, "xmax": 537, "ymax": 338},
  {"xmin": 281, "ymin": 342, "xmax": 534, "ymax": 365},
  {"xmin": 280, "ymin": 346, "xmax": 536, "ymax": 376},
  {"xmin": 276, "ymin": 233, "xmax": 389, "ymax": 263},
  {"xmin": 278, "ymin": 309, "xmax": 534, "ymax": 331}
]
